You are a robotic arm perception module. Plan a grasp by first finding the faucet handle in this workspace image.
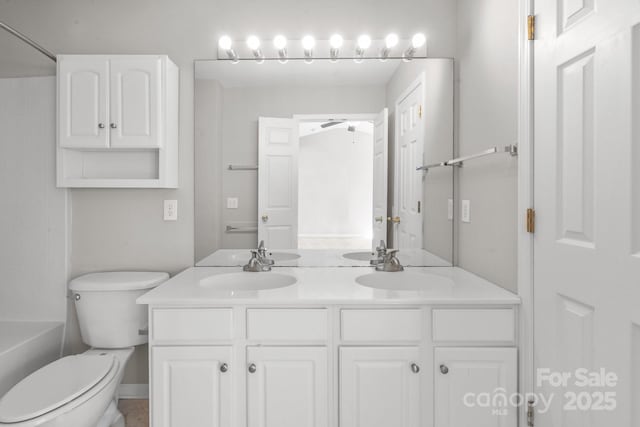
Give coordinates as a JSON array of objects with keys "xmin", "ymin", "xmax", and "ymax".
[{"xmin": 258, "ymin": 240, "xmax": 265, "ymax": 250}]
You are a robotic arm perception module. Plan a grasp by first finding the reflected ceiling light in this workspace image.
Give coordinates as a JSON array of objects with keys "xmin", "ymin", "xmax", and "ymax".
[
  {"xmin": 329, "ymin": 34, "xmax": 343, "ymax": 62},
  {"xmin": 246, "ymin": 35, "xmax": 264, "ymax": 63},
  {"xmin": 380, "ymin": 33, "xmax": 399, "ymax": 61},
  {"xmin": 403, "ymin": 33, "xmax": 426, "ymax": 60},
  {"xmin": 218, "ymin": 35, "xmax": 238, "ymax": 62},
  {"xmin": 355, "ymin": 34, "xmax": 371, "ymax": 63},
  {"xmin": 301, "ymin": 35, "xmax": 315, "ymax": 63},
  {"xmin": 273, "ymin": 35, "xmax": 288, "ymax": 63}
]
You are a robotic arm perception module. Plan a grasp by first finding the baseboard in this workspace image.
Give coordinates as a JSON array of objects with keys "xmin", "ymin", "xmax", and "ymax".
[{"xmin": 118, "ymin": 383, "xmax": 149, "ymax": 399}]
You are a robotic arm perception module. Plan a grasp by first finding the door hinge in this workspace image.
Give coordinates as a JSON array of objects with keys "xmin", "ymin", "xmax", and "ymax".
[
  {"xmin": 526, "ymin": 208, "xmax": 535, "ymax": 233},
  {"xmin": 527, "ymin": 399, "xmax": 535, "ymax": 426},
  {"xmin": 418, "ymin": 105, "xmax": 423, "ymax": 119},
  {"xmin": 527, "ymin": 15, "xmax": 535, "ymax": 40},
  {"xmin": 417, "ymin": 201, "xmax": 421, "ymax": 213}
]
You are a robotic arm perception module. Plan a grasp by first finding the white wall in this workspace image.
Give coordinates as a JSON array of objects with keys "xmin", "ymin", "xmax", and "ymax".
[
  {"xmin": 455, "ymin": 0, "xmax": 519, "ymax": 291},
  {"xmin": 298, "ymin": 128, "xmax": 373, "ymax": 241},
  {"xmin": 0, "ymin": 77, "xmax": 68, "ymax": 322}
]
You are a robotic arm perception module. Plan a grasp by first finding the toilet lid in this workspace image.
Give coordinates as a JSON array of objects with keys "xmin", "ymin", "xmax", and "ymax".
[{"xmin": 0, "ymin": 354, "xmax": 115, "ymax": 423}]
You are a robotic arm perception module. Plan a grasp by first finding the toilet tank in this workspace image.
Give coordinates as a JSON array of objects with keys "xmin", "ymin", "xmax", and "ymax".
[{"xmin": 69, "ymin": 272, "xmax": 169, "ymax": 348}]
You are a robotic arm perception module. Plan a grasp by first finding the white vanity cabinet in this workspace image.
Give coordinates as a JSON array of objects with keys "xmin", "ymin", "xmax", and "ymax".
[
  {"xmin": 147, "ymin": 305, "xmax": 518, "ymax": 427},
  {"xmin": 57, "ymin": 55, "xmax": 178, "ymax": 187}
]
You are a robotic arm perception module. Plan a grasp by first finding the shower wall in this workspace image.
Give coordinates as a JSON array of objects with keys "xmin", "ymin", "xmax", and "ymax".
[{"xmin": 0, "ymin": 76, "xmax": 68, "ymax": 322}]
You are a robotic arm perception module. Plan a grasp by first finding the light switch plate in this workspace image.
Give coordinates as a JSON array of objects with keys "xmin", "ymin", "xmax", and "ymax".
[
  {"xmin": 461, "ymin": 200, "xmax": 471, "ymax": 223},
  {"xmin": 164, "ymin": 200, "xmax": 178, "ymax": 221},
  {"xmin": 447, "ymin": 199, "xmax": 454, "ymax": 221},
  {"xmin": 227, "ymin": 197, "xmax": 239, "ymax": 209}
]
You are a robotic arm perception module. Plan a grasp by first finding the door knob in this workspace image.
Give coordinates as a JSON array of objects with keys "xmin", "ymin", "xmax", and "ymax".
[
  {"xmin": 248, "ymin": 363, "xmax": 257, "ymax": 373},
  {"xmin": 374, "ymin": 216, "xmax": 384, "ymax": 223},
  {"xmin": 440, "ymin": 364, "xmax": 449, "ymax": 375},
  {"xmin": 261, "ymin": 215, "xmax": 269, "ymax": 222},
  {"xmin": 219, "ymin": 363, "xmax": 228, "ymax": 373},
  {"xmin": 387, "ymin": 216, "xmax": 401, "ymax": 224}
]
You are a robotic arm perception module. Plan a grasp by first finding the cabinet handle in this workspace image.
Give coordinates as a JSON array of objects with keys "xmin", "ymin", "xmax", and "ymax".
[
  {"xmin": 110, "ymin": 123, "xmax": 118, "ymax": 129},
  {"xmin": 219, "ymin": 363, "xmax": 228, "ymax": 373},
  {"xmin": 248, "ymin": 363, "xmax": 257, "ymax": 373},
  {"xmin": 411, "ymin": 363, "xmax": 420, "ymax": 373},
  {"xmin": 98, "ymin": 123, "xmax": 105, "ymax": 129},
  {"xmin": 440, "ymin": 364, "xmax": 449, "ymax": 375}
]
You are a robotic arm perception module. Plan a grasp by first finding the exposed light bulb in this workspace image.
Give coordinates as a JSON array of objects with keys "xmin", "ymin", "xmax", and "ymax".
[
  {"xmin": 385, "ymin": 33, "xmax": 399, "ymax": 49},
  {"xmin": 301, "ymin": 35, "xmax": 316, "ymax": 50},
  {"xmin": 329, "ymin": 34, "xmax": 344, "ymax": 49},
  {"xmin": 218, "ymin": 35, "xmax": 232, "ymax": 51},
  {"xmin": 411, "ymin": 33, "xmax": 426, "ymax": 48},
  {"xmin": 357, "ymin": 34, "xmax": 372, "ymax": 50},
  {"xmin": 246, "ymin": 35, "xmax": 261, "ymax": 51},
  {"xmin": 273, "ymin": 35, "xmax": 287, "ymax": 50}
]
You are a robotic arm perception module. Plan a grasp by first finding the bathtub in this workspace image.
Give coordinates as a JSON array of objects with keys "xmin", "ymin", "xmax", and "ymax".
[{"xmin": 0, "ymin": 321, "xmax": 64, "ymax": 397}]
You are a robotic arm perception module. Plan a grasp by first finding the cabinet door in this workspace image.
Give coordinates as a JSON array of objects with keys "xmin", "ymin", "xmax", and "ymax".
[
  {"xmin": 339, "ymin": 347, "xmax": 421, "ymax": 427},
  {"xmin": 58, "ymin": 57, "xmax": 109, "ymax": 148},
  {"xmin": 435, "ymin": 347, "xmax": 517, "ymax": 427},
  {"xmin": 109, "ymin": 57, "xmax": 162, "ymax": 148},
  {"xmin": 151, "ymin": 346, "xmax": 232, "ymax": 427},
  {"xmin": 247, "ymin": 346, "xmax": 328, "ymax": 427}
]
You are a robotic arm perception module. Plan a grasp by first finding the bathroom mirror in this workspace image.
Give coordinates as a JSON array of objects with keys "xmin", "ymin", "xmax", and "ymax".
[{"xmin": 194, "ymin": 58, "xmax": 454, "ymax": 266}]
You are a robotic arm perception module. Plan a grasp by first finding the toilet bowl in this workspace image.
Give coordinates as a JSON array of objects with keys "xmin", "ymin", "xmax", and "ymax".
[
  {"xmin": 0, "ymin": 271, "xmax": 168, "ymax": 427},
  {"xmin": 0, "ymin": 348, "xmax": 132, "ymax": 427}
]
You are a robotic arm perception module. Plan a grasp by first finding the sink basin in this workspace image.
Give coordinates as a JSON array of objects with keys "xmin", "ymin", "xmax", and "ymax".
[
  {"xmin": 342, "ymin": 251, "xmax": 375, "ymax": 261},
  {"xmin": 269, "ymin": 252, "xmax": 301, "ymax": 262},
  {"xmin": 199, "ymin": 272, "xmax": 297, "ymax": 291},
  {"xmin": 355, "ymin": 271, "xmax": 453, "ymax": 290}
]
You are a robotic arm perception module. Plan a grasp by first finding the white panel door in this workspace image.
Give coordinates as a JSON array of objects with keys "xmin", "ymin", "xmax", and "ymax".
[
  {"xmin": 58, "ymin": 57, "xmax": 109, "ymax": 148},
  {"xmin": 246, "ymin": 346, "xmax": 328, "ymax": 427},
  {"xmin": 151, "ymin": 346, "xmax": 232, "ymax": 427},
  {"xmin": 534, "ymin": 0, "xmax": 640, "ymax": 425},
  {"xmin": 372, "ymin": 108, "xmax": 389, "ymax": 249},
  {"xmin": 109, "ymin": 57, "xmax": 162, "ymax": 148},
  {"xmin": 394, "ymin": 75, "xmax": 424, "ymax": 249},
  {"xmin": 258, "ymin": 117, "xmax": 299, "ymax": 249},
  {"xmin": 339, "ymin": 346, "xmax": 421, "ymax": 427},
  {"xmin": 434, "ymin": 347, "xmax": 517, "ymax": 427}
]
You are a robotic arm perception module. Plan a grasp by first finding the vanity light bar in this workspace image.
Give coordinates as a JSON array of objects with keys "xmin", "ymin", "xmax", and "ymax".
[{"xmin": 216, "ymin": 33, "xmax": 427, "ymax": 62}]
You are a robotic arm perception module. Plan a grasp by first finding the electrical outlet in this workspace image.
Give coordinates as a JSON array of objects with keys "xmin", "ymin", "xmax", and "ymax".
[
  {"xmin": 447, "ymin": 199, "xmax": 454, "ymax": 221},
  {"xmin": 227, "ymin": 197, "xmax": 239, "ymax": 209},
  {"xmin": 461, "ymin": 200, "xmax": 471, "ymax": 223},
  {"xmin": 164, "ymin": 200, "xmax": 178, "ymax": 221}
]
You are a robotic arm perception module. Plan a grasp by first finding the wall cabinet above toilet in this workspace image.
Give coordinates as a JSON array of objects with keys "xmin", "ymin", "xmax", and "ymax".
[{"xmin": 56, "ymin": 55, "xmax": 179, "ymax": 188}]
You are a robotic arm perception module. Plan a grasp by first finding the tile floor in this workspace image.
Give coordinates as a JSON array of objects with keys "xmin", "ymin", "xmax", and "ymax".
[{"xmin": 118, "ymin": 399, "xmax": 149, "ymax": 427}]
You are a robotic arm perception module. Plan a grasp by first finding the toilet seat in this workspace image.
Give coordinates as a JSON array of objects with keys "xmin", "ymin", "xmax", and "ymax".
[{"xmin": 0, "ymin": 354, "xmax": 116, "ymax": 424}]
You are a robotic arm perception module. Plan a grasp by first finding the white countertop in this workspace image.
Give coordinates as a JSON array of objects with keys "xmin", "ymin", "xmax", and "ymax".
[
  {"xmin": 138, "ymin": 266, "xmax": 520, "ymax": 306},
  {"xmin": 196, "ymin": 248, "xmax": 452, "ymax": 268}
]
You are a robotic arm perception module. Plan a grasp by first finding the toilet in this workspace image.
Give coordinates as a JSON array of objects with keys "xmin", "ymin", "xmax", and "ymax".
[{"xmin": 0, "ymin": 272, "xmax": 168, "ymax": 427}]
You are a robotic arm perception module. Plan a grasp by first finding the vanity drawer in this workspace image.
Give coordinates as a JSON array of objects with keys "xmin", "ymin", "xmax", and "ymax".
[
  {"xmin": 341, "ymin": 309, "xmax": 422, "ymax": 342},
  {"xmin": 246, "ymin": 309, "xmax": 328, "ymax": 341},
  {"xmin": 151, "ymin": 308, "xmax": 233, "ymax": 343},
  {"xmin": 432, "ymin": 308, "xmax": 515, "ymax": 343}
]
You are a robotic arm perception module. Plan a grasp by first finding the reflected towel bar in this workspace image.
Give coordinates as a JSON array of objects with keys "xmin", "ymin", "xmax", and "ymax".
[
  {"xmin": 228, "ymin": 164, "xmax": 258, "ymax": 171},
  {"xmin": 0, "ymin": 21, "xmax": 57, "ymax": 62},
  {"xmin": 416, "ymin": 162, "xmax": 448, "ymax": 172},
  {"xmin": 226, "ymin": 225, "xmax": 258, "ymax": 233},
  {"xmin": 446, "ymin": 144, "xmax": 518, "ymax": 167}
]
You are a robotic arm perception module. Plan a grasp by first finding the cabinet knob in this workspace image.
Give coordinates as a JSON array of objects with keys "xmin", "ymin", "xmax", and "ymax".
[
  {"xmin": 98, "ymin": 123, "xmax": 105, "ymax": 129},
  {"xmin": 261, "ymin": 215, "xmax": 269, "ymax": 223},
  {"xmin": 248, "ymin": 363, "xmax": 257, "ymax": 373},
  {"xmin": 110, "ymin": 123, "xmax": 117, "ymax": 129},
  {"xmin": 411, "ymin": 363, "xmax": 420, "ymax": 374},
  {"xmin": 219, "ymin": 363, "xmax": 228, "ymax": 373},
  {"xmin": 440, "ymin": 364, "xmax": 449, "ymax": 375}
]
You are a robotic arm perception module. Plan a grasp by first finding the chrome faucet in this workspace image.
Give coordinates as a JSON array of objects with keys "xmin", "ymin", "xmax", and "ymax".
[
  {"xmin": 243, "ymin": 250, "xmax": 272, "ymax": 272},
  {"xmin": 370, "ymin": 240, "xmax": 388, "ymax": 266},
  {"xmin": 256, "ymin": 240, "xmax": 275, "ymax": 265},
  {"xmin": 375, "ymin": 249, "xmax": 404, "ymax": 272}
]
